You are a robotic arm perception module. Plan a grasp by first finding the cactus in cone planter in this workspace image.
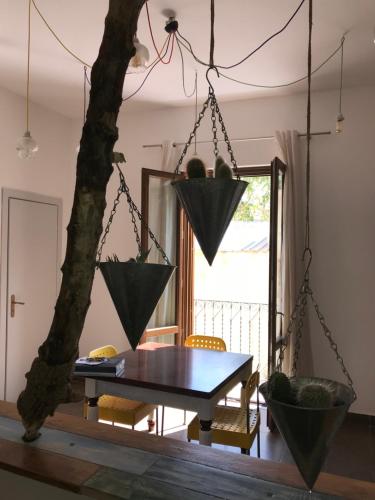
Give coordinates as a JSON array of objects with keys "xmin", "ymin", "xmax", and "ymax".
[
  {"xmin": 214, "ymin": 156, "xmax": 233, "ymax": 179},
  {"xmin": 297, "ymin": 383, "xmax": 334, "ymax": 409},
  {"xmin": 186, "ymin": 157, "xmax": 207, "ymax": 179},
  {"xmin": 268, "ymin": 372, "xmax": 292, "ymax": 403},
  {"xmin": 106, "ymin": 248, "xmax": 150, "ymax": 264}
]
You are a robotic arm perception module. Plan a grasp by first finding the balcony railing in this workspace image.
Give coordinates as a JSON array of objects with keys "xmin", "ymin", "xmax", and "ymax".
[{"xmin": 194, "ymin": 299, "xmax": 268, "ymax": 382}]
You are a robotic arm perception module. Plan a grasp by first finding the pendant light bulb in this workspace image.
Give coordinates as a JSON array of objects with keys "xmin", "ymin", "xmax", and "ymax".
[
  {"xmin": 335, "ymin": 112, "xmax": 344, "ymax": 134},
  {"xmin": 128, "ymin": 36, "xmax": 150, "ymax": 73},
  {"xmin": 16, "ymin": 131, "xmax": 38, "ymax": 159}
]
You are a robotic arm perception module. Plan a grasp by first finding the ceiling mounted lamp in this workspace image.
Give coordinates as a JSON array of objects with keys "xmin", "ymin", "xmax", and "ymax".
[
  {"xmin": 128, "ymin": 36, "xmax": 150, "ymax": 73},
  {"xmin": 335, "ymin": 37, "xmax": 345, "ymax": 134},
  {"xmin": 17, "ymin": 0, "xmax": 38, "ymax": 159}
]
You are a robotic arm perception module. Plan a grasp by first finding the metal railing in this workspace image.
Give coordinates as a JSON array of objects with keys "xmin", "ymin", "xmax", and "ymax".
[{"xmin": 194, "ymin": 299, "xmax": 268, "ymax": 382}]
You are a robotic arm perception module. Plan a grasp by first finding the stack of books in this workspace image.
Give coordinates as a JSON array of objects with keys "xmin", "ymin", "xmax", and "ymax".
[{"xmin": 74, "ymin": 356, "xmax": 125, "ymax": 377}]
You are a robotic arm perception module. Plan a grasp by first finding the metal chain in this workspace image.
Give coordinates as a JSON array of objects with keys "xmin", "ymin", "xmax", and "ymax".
[
  {"xmin": 96, "ymin": 165, "xmax": 171, "ymax": 266},
  {"xmin": 209, "ymin": 90, "xmax": 219, "ymax": 158},
  {"xmin": 96, "ymin": 182, "xmax": 124, "ymax": 266},
  {"xmin": 307, "ymin": 285, "xmax": 357, "ymax": 400},
  {"xmin": 174, "ymin": 97, "xmax": 210, "ymax": 175},
  {"xmin": 117, "ymin": 166, "xmax": 172, "ymax": 266},
  {"xmin": 291, "ymin": 290, "xmax": 308, "ymax": 375},
  {"xmin": 213, "ymin": 96, "xmax": 241, "ymax": 180}
]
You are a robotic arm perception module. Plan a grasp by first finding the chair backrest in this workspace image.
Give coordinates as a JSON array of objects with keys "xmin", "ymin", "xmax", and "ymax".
[
  {"xmin": 89, "ymin": 345, "xmax": 118, "ymax": 358},
  {"xmin": 184, "ymin": 335, "xmax": 227, "ymax": 352},
  {"xmin": 243, "ymin": 370, "xmax": 260, "ymax": 406}
]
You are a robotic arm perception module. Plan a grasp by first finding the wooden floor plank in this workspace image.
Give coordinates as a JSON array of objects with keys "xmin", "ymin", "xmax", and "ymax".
[
  {"xmin": 83, "ymin": 467, "xmax": 220, "ymax": 500},
  {"xmin": 1, "ymin": 401, "xmax": 374, "ymax": 500},
  {"xmin": 145, "ymin": 456, "xmax": 339, "ymax": 500},
  {"xmin": 0, "ymin": 437, "xmax": 99, "ymax": 493}
]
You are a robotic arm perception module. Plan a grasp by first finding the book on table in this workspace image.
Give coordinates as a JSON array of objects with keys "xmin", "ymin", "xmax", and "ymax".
[{"xmin": 74, "ymin": 356, "xmax": 125, "ymax": 377}]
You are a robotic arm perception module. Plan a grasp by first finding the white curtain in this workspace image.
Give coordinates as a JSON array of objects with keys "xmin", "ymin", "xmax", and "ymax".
[
  {"xmin": 148, "ymin": 141, "xmax": 178, "ymax": 327},
  {"xmin": 275, "ymin": 130, "xmax": 301, "ymax": 375}
]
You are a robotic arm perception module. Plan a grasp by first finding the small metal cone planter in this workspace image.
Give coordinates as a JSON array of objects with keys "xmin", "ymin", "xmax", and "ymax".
[
  {"xmin": 259, "ymin": 377, "xmax": 354, "ymax": 491},
  {"xmin": 173, "ymin": 178, "xmax": 248, "ymax": 266},
  {"xmin": 100, "ymin": 262, "xmax": 175, "ymax": 350}
]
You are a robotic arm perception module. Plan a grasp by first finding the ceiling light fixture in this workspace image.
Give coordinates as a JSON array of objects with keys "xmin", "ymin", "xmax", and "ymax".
[
  {"xmin": 335, "ymin": 37, "xmax": 345, "ymax": 134},
  {"xmin": 128, "ymin": 35, "xmax": 150, "ymax": 73},
  {"xmin": 16, "ymin": 0, "xmax": 38, "ymax": 159}
]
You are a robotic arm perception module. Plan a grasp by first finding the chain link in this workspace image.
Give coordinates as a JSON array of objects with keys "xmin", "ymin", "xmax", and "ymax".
[
  {"xmin": 209, "ymin": 90, "xmax": 219, "ymax": 158},
  {"xmin": 96, "ymin": 182, "xmax": 123, "ymax": 267},
  {"xmin": 174, "ymin": 97, "xmax": 210, "ymax": 175},
  {"xmin": 96, "ymin": 164, "xmax": 172, "ymax": 266},
  {"xmin": 213, "ymin": 97, "xmax": 240, "ymax": 180},
  {"xmin": 307, "ymin": 285, "xmax": 357, "ymax": 400}
]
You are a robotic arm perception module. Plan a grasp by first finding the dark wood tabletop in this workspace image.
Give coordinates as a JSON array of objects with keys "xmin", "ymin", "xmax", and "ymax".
[{"xmin": 94, "ymin": 346, "xmax": 253, "ymax": 399}]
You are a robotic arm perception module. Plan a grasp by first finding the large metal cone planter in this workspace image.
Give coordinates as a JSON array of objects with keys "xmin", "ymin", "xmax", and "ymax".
[
  {"xmin": 260, "ymin": 377, "xmax": 354, "ymax": 490},
  {"xmin": 100, "ymin": 262, "xmax": 175, "ymax": 350},
  {"xmin": 173, "ymin": 178, "xmax": 248, "ymax": 265}
]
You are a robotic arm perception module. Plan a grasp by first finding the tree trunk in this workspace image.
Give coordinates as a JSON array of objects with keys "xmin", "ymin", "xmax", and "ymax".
[{"xmin": 17, "ymin": 0, "xmax": 146, "ymax": 441}]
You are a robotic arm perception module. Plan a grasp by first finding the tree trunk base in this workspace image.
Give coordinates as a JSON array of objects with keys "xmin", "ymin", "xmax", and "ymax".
[{"xmin": 17, "ymin": 357, "xmax": 73, "ymax": 441}]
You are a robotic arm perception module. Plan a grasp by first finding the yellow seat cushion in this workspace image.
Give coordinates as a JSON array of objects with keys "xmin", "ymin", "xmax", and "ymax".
[
  {"xmin": 84, "ymin": 395, "xmax": 156, "ymax": 426},
  {"xmin": 187, "ymin": 405, "xmax": 260, "ymax": 450}
]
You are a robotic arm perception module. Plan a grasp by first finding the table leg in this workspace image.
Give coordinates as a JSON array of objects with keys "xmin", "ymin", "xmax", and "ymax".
[
  {"xmin": 87, "ymin": 397, "xmax": 99, "ymax": 421},
  {"xmin": 85, "ymin": 378, "xmax": 100, "ymax": 422},
  {"xmin": 147, "ymin": 409, "xmax": 156, "ymax": 432},
  {"xmin": 199, "ymin": 419, "xmax": 213, "ymax": 446}
]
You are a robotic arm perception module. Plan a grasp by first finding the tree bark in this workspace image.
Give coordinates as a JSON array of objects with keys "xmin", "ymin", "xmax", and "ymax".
[{"xmin": 17, "ymin": 0, "xmax": 146, "ymax": 441}]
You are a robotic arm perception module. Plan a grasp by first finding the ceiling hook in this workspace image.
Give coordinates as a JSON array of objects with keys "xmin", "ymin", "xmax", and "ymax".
[{"xmin": 205, "ymin": 66, "xmax": 219, "ymax": 92}]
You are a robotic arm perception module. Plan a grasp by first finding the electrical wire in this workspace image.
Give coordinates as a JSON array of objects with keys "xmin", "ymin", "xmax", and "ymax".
[
  {"xmin": 218, "ymin": 38, "xmax": 345, "ymax": 89},
  {"xmin": 177, "ymin": 0, "xmax": 306, "ymax": 70},
  {"xmin": 122, "ymin": 34, "xmax": 173, "ymax": 102},
  {"xmin": 31, "ymin": 0, "xmax": 92, "ymax": 67},
  {"xmin": 146, "ymin": 1, "xmax": 174, "ymax": 65},
  {"xmin": 177, "ymin": 33, "xmax": 345, "ymax": 90},
  {"xmin": 176, "ymin": 37, "xmax": 197, "ymax": 98},
  {"xmin": 26, "ymin": 0, "xmax": 32, "ymax": 131}
]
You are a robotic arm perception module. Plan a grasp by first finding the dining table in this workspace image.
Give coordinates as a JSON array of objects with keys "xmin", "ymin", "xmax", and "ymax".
[{"xmin": 85, "ymin": 344, "xmax": 253, "ymax": 446}]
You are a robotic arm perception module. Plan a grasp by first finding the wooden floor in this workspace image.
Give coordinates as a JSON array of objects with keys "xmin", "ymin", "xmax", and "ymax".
[{"xmin": 58, "ymin": 378, "xmax": 375, "ymax": 484}]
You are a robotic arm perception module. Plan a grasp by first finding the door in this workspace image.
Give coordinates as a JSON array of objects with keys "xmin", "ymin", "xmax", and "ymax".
[
  {"xmin": 268, "ymin": 157, "xmax": 286, "ymax": 376},
  {"xmin": 0, "ymin": 190, "xmax": 61, "ymax": 402}
]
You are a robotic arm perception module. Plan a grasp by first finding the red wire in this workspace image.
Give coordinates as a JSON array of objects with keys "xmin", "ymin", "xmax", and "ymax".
[{"xmin": 146, "ymin": 1, "xmax": 175, "ymax": 64}]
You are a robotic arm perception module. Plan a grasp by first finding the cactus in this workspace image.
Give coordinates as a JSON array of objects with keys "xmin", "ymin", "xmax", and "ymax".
[
  {"xmin": 214, "ymin": 156, "xmax": 233, "ymax": 179},
  {"xmin": 186, "ymin": 157, "xmax": 207, "ymax": 179},
  {"xmin": 268, "ymin": 372, "xmax": 292, "ymax": 403},
  {"xmin": 297, "ymin": 383, "xmax": 334, "ymax": 409}
]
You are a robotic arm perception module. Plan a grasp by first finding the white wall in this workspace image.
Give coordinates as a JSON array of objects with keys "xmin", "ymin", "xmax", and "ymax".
[
  {"xmin": 0, "ymin": 86, "xmax": 76, "ymax": 396},
  {"xmin": 76, "ymin": 85, "xmax": 375, "ymax": 415}
]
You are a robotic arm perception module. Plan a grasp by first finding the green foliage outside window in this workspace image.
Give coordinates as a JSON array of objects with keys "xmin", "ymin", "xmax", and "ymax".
[{"xmin": 234, "ymin": 176, "xmax": 270, "ymax": 222}]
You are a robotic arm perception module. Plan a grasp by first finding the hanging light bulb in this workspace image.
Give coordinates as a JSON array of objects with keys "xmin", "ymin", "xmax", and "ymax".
[
  {"xmin": 16, "ymin": 131, "xmax": 39, "ymax": 159},
  {"xmin": 335, "ymin": 112, "xmax": 344, "ymax": 134},
  {"xmin": 17, "ymin": 0, "xmax": 38, "ymax": 159},
  {"xmin": 128, "ymin": 36, "xmax": 150, "ymax": 73},
  {"xmin": 336, "ymin": 37, "xmax": 345, "ymax": 134}
]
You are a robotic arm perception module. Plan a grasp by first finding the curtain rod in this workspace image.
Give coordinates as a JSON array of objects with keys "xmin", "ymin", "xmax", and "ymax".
[{"xmin": 142, "ymin": 131, "xmax": 331, "ymax": 148}]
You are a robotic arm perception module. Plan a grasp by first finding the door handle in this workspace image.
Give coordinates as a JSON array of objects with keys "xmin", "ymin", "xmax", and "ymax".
[{"xmin": 10, "ymin": 294, "xmax": 25, "ymax": 318}]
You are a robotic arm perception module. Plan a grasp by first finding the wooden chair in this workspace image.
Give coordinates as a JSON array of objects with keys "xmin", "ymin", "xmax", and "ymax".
[
  {"xmin": 184, "ymin": 334, "xmax": 227, "ymax": 352},
  {"xmin": 83, "ymin": 345, "xmax": 159, "ymax": 433},
  {"xmin": 187, "ymin": 369, "xmax": 261, "ymax": 457},
  {"xmin": 160, "ymin": 335, "xmax": 227, "ymax": 436}
]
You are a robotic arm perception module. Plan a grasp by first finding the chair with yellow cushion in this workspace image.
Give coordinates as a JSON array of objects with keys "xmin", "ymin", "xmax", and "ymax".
[
  {"xmin": 84, "ymin": 345, "xmax": 159, "ymax": 433},
  {"xmin": 160, "ymin": 335, "xmax": 228, "ymax": 436},
  {"xmin": 184, "ymin": 334, "xmax": 227, "ymax": 352},
  {"xmin": 187, "ymin": 369, "xmax": 260, "ymax": 457}
]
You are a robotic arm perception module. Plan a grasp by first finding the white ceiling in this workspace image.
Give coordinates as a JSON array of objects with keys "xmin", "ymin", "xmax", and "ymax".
[{"xmin": 1, "ymin": 0, "xmax": 375, "ymax": 118}]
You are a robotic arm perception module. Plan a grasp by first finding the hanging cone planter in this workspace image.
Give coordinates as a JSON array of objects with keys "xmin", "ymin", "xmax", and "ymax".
[
  {"xmin": 100, "ymin": 261, "xmax": 175, "ymax": 350},
  {"xmin": 173, "ymin": 177, "xmax": 247, "ymax": 265},
  {"xmin": 260, "ymin": 378, "xmax": 354, "ymax": 490},
  {"xmin": 263, "ymin": 0, "xmax": 356, "ymax": 491},
  {"xmin": 96, "ymin": 158, "xmax": 176, "ymax": 350},
  {"xmin": 172, "ymin": 65, "xmax": 248, "ymax": 266}
]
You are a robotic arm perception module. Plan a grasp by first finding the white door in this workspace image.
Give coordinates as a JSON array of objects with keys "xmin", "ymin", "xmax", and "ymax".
[{"xmin": 1, "ymin": 191, "xmax": 61, "ymax": 402}]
